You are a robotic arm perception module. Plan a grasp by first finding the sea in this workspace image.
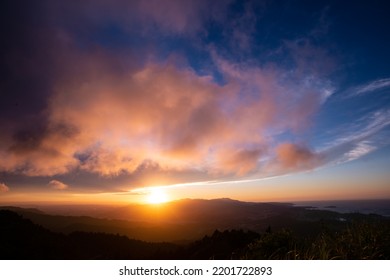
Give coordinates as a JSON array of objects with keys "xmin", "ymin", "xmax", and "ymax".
[{"xmin": 292, "ymin": 199, "xmax": 390, "ymax": 217}]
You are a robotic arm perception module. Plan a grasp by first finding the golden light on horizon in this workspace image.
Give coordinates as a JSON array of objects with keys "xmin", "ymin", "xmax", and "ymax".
[{"xmin": 146, "ymin": 188, "xmax": 169, "ymax": 204}]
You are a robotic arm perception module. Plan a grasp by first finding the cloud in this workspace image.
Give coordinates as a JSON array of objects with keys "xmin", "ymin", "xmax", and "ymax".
[
  {"xmin": 221, "ymin": 1, "xmax": 260, "ymax": 53},
  {"xmin": 0, "ymin": 0, "xmax": 337, "ymax": 184},
  {"xmin": 48, "ymin": 180, "xmax": 69, "ymax": 190},
  {"xmin": 0, "ymin": 44, "xmax": 334, "ymax": 179},
  {"xmin": 213, "ymin": 148, "xmax": 263, "ymax": 176},
  {"xmin": 49, "ymin": 62, "xmax": 226, "ymax": 174},
  {"xmin": 319, "ymin": 109, "xmax": 390, "ymax": 166},
  {"xmin": 0, "ymin": 123, "xmax": 81, "ymax": 176},
  {"xmin": 284, "ymin": 38, "xmax": 336, "ymax": 78},
  {"xmin": 136, "ymin": 0, "xmax": 219, "ymax": 34},
  {"xmin": 332, "ymin": 109, "xmax": 390, "ymax": 147},
  {"xmin": 352, "ymin": 78, "xmax": 390, "ymax": 96},
  {"xmin": 47, "ymin": 0, "xmax": 231, "ymax": 36},
  {"xmin": 211, "ymin": 51, "xmax": 332, "ymax": 132},
  {"xmin": 0, "ymin": 183, "xmax": 10, "ymax": 193},
  {"xmin": 275, "ymin": 143, "xmax": 320, "ymax": 170},
  {"xmin": 343, "ymin": 141, "xmax": 376, "ymax": 162}
]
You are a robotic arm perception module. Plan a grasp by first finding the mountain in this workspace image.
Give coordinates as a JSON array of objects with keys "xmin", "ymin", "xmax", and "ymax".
[
  {"xmin": 108, "ymin": 198, "xmax": 295, "ymax": 223},
  {"xmin": 0, "ymin": 210, "xmax": 181, "ymax": 259},
  {"xmin": 0, "ymin": 199, "xmax": 303, "ymax": 242},
  {"xmin": 2, "ymin": 198, "xmax": 387, "ymax": 243},
  {"xmin": 1, "ymin": 207, "xmax": 389, "ymax": 260}
]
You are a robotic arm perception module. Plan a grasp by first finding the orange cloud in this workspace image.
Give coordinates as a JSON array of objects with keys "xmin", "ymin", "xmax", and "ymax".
[
  {"xmin": 275, "ymin": 143, "xmax": 320, "ymax": 170},
  {"xmin": 0, "ymin": 183, "xmax": 10, "ymax": 193},
  {"xmin": 213, "ymin": 148, "xmax": 263, "ymax": 176},
  {"xmin": 48, "ymin": 180, "xmax": 69, "ymax": 190},
  {"xmin": 49, "ymin": 62, "xmax": 227, "ymax": 174},
  {"xmin": 0, "ymin": 39, "xmax": 331, "ymax": 180}
]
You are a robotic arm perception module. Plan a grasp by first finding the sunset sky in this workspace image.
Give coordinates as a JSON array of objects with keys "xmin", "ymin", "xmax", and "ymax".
[{"xmin": 0, "ymin": 0, "xmax": 389, "ymax": 205}]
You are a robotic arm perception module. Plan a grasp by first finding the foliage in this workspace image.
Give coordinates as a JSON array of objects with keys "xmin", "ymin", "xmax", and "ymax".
[{"xmin": 243, "ymin": 220, "xmax": 390, "ymax": 260}]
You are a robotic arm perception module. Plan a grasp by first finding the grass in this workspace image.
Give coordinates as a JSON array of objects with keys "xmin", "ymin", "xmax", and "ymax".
[{"xmin": 243, "ymin": 220, "xmax": 390, "ymax": 260}]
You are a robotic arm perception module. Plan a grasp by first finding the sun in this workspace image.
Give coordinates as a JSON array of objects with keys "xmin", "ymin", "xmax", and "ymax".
[{"xmin": 146, "ymin": 188, "xmax": 169, "ymax": 204}]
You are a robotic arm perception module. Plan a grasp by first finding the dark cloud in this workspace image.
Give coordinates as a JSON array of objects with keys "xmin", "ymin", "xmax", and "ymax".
[{"xmin": 1, "ymin": 0, "xmax": 60, "ymax": 119}]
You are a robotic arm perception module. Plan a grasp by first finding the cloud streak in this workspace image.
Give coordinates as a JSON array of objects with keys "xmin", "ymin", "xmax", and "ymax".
[
  {"xmin": 346, "ymin": 78, "xmax": 390, "ymax": 97},
  {"xmin": 355, "ymin": 78, "xmax": 390, "ymax": 95},
  {"xmin": 343, "ymin": 141, "xmax": 376, "ymax": 162},
  {"xmin": 319, "ymin": 109, "xmax": 390, "ymax": 166}
]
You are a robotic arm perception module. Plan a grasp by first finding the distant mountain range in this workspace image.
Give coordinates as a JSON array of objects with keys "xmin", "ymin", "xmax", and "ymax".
[
  {"xmin": 1, "ymin": 198, "xmax": 386, "ymax": 242},
  {"xmin": 1, "ymin": 199, "xmax": 389, "ymax": 259}
]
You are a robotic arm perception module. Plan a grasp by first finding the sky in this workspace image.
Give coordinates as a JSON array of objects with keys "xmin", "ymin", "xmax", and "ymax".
[{"xmin": 0, "ymin": 0, "xmax": 389, "ymax": 205}]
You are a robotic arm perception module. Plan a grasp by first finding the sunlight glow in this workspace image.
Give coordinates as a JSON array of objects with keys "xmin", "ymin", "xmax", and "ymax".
[{"xmin": 147, "ymin": 188, "xmax": 169, "ymax": 204}]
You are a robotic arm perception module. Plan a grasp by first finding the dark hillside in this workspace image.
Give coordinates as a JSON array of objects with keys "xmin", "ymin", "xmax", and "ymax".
[{"xmin": 1, "ymin": 208, "xmax": 389, "ymax": 260}]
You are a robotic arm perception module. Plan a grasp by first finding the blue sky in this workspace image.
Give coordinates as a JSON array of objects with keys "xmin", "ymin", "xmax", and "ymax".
[{"xmin": 0, "ymin": 0, "xmax": 389, "ymax": 203}]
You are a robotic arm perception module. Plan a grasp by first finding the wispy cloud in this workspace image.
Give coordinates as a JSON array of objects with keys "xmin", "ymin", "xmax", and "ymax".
[
  {"xmin": 343, "ymin": 141, "xmax": 376, "ymax": 162},
  {"xmin": 347, "ymin": 78, "xmax": 390, "ymax": 97},
  {"xmin": 126, "ymin": 171, "xmax": 300, "ymax": 196},
  {"xmin": 129, "ymin": 180, "xmax": 218, "ymax": 194},
  {"xmin": 320, "ymin": 109, "xmax": 390, "ymax": 165}
]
